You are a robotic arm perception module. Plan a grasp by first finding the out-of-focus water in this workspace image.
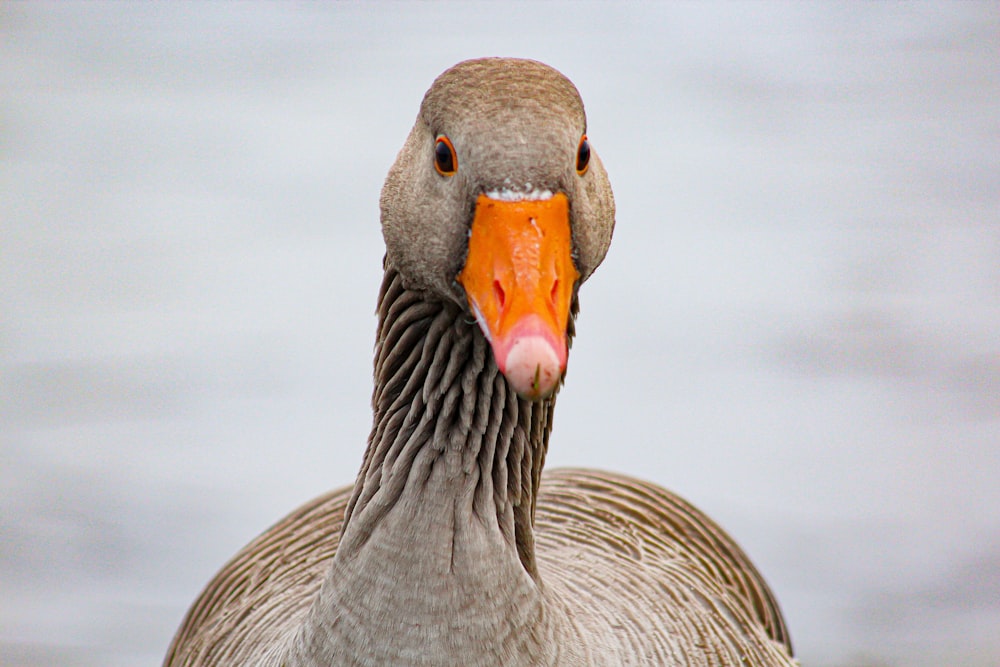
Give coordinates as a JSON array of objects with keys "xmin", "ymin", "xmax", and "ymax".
[{"xmin": 2, "ymin": 3, "xmax": 998, "ymax": 666}]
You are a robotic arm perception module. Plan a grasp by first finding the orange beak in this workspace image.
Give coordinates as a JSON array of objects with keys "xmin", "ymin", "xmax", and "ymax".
[{"xmin": 457, "ymin": 193, "xmax": 579, "ymax": 400}]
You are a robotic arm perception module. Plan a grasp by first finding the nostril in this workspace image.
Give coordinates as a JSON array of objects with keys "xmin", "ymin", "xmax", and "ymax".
[
  {"xmin": 493, "ymin": 280, "xmax": 506, "ymax": 309},
  {"xmin": 550, "ymin": 279, "xmax": 559, "ymax": 304}
]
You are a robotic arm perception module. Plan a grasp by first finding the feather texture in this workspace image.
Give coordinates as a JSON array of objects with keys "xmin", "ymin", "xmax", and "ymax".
[{"xmin": 164, "ymin": 469, "xmax": 794, "ymax": 665}]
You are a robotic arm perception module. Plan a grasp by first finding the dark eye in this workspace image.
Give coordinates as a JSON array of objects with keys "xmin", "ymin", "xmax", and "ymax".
[
  {"xmin": 576, "ymin": 135, "xmax": 590, "ymax": 175},
  {"xmin": 434, "ymin": 136, "xmax": 457, "ymax": 176}
]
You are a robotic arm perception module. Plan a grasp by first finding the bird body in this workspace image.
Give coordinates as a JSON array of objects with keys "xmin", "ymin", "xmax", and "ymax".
[{"xmin": 165, "ymin": 58, "xmax": 797, "ymax": 667}]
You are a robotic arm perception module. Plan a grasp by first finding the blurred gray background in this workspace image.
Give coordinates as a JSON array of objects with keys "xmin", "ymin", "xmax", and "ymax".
[{"xmin": 2, "ymin": 2, "xmax": 998, "ymax": 666}]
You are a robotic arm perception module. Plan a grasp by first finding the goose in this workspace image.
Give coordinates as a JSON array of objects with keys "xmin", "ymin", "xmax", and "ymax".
[{"xmin": 164, "ymin": 57, "xmax": 797, "ymax": 667}]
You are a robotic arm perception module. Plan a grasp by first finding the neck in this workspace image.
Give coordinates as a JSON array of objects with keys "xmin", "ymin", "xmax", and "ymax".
[
  {"xmin": 283, "ymin": 264, "xmax": 573, "ymax": 666},
  {"xmin": 344, "ymin": 263, "xmax": 555, "ymax": 571}
]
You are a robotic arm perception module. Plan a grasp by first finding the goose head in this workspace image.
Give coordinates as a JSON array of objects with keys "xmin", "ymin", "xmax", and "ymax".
[{"xmin": 380, "ymin": 58, "xmax": 615, "ymax": 400}]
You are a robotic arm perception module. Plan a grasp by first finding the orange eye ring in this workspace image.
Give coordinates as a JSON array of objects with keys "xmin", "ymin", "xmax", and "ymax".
[
  {"xmin": 434, "ymin": 135, "xmax": 458, "ymax": 176},
  {"xmin": 576, "ymin": 135, "xmax": 591, "ymax": 175}
]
